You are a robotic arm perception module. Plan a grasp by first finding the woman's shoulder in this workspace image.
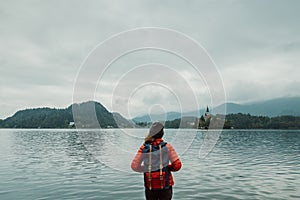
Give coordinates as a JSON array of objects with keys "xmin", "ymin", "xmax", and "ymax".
[{"xmin": 165, "ymin": 143, "xmax": 175, "ymax": 149}]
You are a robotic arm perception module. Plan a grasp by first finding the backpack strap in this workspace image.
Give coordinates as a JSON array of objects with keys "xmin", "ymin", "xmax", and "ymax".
[
  {"xmin": 148, "ymin": 144, "xmax": 152, "ymax": 190},
  {"xmin": 159, "ymin": 144, "xmax": 163, "ymax": 189}
]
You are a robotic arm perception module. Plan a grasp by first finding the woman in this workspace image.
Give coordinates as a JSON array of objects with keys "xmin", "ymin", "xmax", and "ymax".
[{"xmin": 131, "ymin": 122, "xmax": 182, "ymax": 200}]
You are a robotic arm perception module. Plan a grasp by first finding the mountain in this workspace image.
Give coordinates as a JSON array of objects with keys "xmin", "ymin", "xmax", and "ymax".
[
  {"xmin": 1, "ymin": 97, "xmax": 299, "ymax": 128},
  {"xmin": 132, "ymin": 97, "xmax": 300, "ymax": 123},
  {"xmin": 112, "ymin": 112, "xmax": 136, "ymax": 128},
  {"xmin": 72, "ymin": 101, "xmax": 117, "ymax": 128},
  {"xmin": 133, "ymin": 111, "xmax": 181, "ymax": 123},
  {"xmin": 0, "ymin": 101, "xmax": 132, "ymax": 128},
  {"xmin": 132, "ymin": 110, "xmax": 204, "ymax": 123},
  {"xmin": 213, "ymin": 97, "xmax": 300, "ymax": 116}
]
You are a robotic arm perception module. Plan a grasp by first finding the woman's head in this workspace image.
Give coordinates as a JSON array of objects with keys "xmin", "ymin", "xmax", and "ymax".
[
  {"xmin": 150, "ymin": 122, "xmax": 164, "ymax": 138},
  {"xmin": 144, "ymin": 122, "xmax": 164, "ymax": 143}
]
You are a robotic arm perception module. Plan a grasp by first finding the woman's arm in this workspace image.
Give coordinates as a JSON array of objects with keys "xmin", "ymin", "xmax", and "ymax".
[
  {"xmin": 166, "ymin": 143, "xmax": 182, "ymax": 171},
  {"xmin": 131, "ymin": 145, "xmax": 144, "ymax": 172}
]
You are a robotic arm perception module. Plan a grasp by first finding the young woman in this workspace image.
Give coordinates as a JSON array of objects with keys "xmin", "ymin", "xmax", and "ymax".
[{"xmin": 131, "ymin": 122, "xmax": 182, "ymax": 200}]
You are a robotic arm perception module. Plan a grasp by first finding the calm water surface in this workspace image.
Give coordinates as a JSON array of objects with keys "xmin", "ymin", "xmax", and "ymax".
[{"xmin": 0, "ymin": 129, "xmax": 299, "ymax": 200}]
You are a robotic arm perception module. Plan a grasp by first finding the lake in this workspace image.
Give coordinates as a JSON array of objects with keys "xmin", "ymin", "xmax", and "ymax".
[{"xmin": 0, "ymin": 129, "xmax": 299, "ymax": 199}]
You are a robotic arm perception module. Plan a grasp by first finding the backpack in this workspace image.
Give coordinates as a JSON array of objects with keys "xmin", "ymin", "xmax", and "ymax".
[{"xmin": 142, "ymin": 142, "xmax": 170, "ymax": 190}]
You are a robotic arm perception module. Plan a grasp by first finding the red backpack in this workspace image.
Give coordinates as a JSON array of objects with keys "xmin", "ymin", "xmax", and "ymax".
[{"xmin": 142, "ymin": 142, "xmax": 170, "ymax": 190}]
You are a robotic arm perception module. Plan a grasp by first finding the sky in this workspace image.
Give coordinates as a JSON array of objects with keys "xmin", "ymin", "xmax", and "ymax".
[{"xmin": 0, "ymin": 0, "xmax": 299, "ymax": 119}]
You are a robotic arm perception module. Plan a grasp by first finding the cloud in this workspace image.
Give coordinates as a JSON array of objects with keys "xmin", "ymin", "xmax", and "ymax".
[
  {"xmin": 0, "ymin": 0, "xmax": 299, "ymax": 118},
  {"xmin": 93, "ymin": 63, "xmax": 207, "ymax": 118},
  {"xmin": 221, "ymin": 47, "xmax": 300, "ymax": 102}
]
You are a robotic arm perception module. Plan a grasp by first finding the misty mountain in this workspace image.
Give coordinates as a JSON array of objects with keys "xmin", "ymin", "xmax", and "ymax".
[
  {"xmin": 133, "ymin": 97, "xmax": 300, "ymax": 123},
  {"xmin": 213, "ymin": 96, "xmax": 300, "ymax": 117},
  {"xmin": 133, "ymin": 109, "xmax": 205, "ymax": 123},
  {"xmin": 133, "ymin": 112, "xmax": 181, "ymax": 123}
]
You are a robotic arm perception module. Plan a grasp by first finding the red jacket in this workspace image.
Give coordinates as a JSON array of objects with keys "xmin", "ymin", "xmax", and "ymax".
[{"xmin": 131, "ymin": 138, "xmax": 182, "ymax": 187}]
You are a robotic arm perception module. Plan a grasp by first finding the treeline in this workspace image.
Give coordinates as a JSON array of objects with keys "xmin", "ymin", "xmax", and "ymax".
[
  {"xmin": 163, "ymin": 113, "xmax": 300, "ymax": 129},
  {"xmin": 0, "ymin": 107, "xmax": 73, "ymax": 128},
  {"xmin": 0, "ymin": 101, "xmax": 118, "ymax": 128},
  {"xmin": 225, "ymin": 113, "xmax": 300, "ymax": 129}
]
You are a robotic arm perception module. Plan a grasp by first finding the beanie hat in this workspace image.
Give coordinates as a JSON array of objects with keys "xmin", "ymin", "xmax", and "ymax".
[{"xmin": 149, "ymin": 122, "xmax": 164, "ymax": 138}]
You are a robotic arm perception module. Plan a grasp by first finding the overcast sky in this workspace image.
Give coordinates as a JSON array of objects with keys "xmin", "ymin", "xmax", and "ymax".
[{"xmin": 1, "ymin": 0, "xmax": 299, "ymax": 119}]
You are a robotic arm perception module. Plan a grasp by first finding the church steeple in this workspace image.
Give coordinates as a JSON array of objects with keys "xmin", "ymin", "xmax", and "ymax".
[{"xmin": 204, "ymin": 106, "xmax": 210, "ymax": 119}]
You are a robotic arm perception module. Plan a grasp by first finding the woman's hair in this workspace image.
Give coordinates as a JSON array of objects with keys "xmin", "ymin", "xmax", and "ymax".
[
  {"xmin": 144, "ymin": 122, "xmax": 164, "ymax": 143},
  {"xmin": 144, "ymin": 134, "xmax": 155, "ymax": 143}
]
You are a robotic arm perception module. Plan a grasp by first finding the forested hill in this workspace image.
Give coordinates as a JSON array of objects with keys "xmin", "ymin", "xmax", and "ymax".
[
  {"xmin": 1, "ymin": 107, "xmax": 73, "ymax": 128},
  {"xmin": 0, "ymin": 101, "xmax": 118, "ymax": 128}
]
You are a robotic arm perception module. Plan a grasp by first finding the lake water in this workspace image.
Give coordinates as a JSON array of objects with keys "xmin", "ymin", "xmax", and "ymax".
[{"xmin": 0, "ymin": 129, "xmax": 299, "ymax": 200}]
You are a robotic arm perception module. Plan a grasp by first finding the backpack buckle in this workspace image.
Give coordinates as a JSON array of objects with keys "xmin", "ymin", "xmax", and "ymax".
[{"xmin": 160, "ymin": 174, "xmax": 163, "ymax": 181}]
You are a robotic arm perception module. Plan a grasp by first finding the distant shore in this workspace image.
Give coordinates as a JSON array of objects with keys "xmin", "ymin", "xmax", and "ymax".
[
  {"xmin": 1, "ymin": 101, "xmax": 299, "ymax": 129},
  {"xmin": 1, "ymin": 113, "xmax": 300, "ymax": 130}
]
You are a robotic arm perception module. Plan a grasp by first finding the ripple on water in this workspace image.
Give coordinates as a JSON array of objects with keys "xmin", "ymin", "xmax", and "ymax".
[{"xmin": 0, "ymin": 129, "xmax": 299, "ymax": 199}]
